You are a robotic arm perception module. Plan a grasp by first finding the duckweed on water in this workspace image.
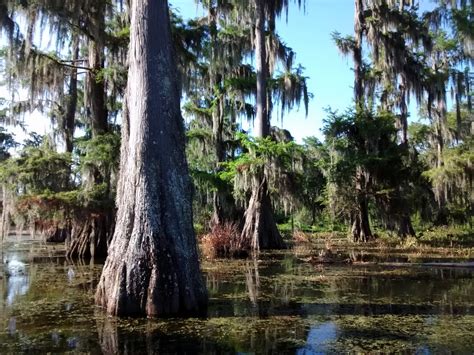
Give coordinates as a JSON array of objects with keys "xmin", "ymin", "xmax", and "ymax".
[{"xmin": 1, "ymin": 239, "xmax": 473, "ymax": 353}]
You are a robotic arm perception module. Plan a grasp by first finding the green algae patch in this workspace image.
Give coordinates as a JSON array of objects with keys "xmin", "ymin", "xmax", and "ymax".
[{"xmin": 1, "ymin": 238, "xmax": 473, "ymax": 353}]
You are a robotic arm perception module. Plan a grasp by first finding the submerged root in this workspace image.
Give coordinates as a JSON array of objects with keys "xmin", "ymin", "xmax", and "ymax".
[{"xmin": 66, "ymin": 213, "xmax": 114, "ymax": 259}]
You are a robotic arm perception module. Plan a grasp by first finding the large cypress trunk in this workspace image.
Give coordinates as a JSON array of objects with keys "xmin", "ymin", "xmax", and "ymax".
[
  {"xmin": 95, "ymin": 0, "xmax": 207, "ymax": 317},
  {"xmin": 241, "ymin": 0, "xmax": 284, "ymax": 251},
  {"xmin": 241, "ymin": 177, "xmax": 285, "ymax": 251}
]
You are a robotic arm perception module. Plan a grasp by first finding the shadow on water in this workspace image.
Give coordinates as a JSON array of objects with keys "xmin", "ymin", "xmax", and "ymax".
[{"xmin": 0, "ymin": 238, "xmax": 473, "ymax": 353}]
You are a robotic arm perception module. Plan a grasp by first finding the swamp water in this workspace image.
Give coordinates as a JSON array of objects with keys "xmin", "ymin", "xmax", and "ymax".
[{"xmin": 0, "ymin": 238, "xmax": 473, "ymax": 354}]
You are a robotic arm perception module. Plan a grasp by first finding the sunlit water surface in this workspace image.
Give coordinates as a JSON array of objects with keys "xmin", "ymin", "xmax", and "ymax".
[{"xmin": 1, "ymin": 237, "xmax": 473, "ymax": 354}]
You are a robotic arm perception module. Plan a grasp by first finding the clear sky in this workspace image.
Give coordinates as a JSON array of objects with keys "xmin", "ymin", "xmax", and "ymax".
[{"xmin": 171, "ymin": 0, "xmax": 357, "ymax": 142}]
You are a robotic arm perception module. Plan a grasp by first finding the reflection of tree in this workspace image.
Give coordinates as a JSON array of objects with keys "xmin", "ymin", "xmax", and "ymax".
[
  {"xmin": 245, "ymin": 257, "xmax": 260, "ymax": 307},
  {"xmin": 96, "ymin": 316, "xmax": 224, "ymax": 354},
  {"xmin": 65, "ymin": 257, "xmax": 100, "ymax": 293},
  {"xmin": 96, "ymin": 316, "xmax": 120, "ymax": 354}
]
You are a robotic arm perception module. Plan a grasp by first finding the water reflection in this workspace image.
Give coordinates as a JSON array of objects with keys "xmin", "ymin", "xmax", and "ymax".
[
  {"xmin": 245, "ymin": 257, "xmax": 260, "ymax": 306},
  {"xmin": 5, "ymin": 254, "xmax": 30, "ymax": 305},
  {"xmin": 8, "ymin": 317, "xmax": 16, "ymax": 335},
  {"xmin": 297, "ymin": 321, "xmax": 338, "ymax": 354},
  {"xmin": 0, "ymin": 240, "xmax": 473, "ymax": 353}
]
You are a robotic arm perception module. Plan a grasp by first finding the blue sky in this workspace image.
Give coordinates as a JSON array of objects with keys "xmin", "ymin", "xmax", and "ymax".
[
  {"xmin": 171, "ymin": 0, "xmax": 440, "ymax": 142},
  {"xmin": 4, "ymin": 1, "xmax": 439, "ymax": 145},
  {"xmin": 171, "ymin": 0, "xmax": 356, "ymax": 142}
]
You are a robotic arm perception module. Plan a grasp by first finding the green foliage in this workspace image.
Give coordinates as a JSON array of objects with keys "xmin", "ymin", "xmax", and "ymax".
[
  {"xmin": 76, "ymin": 132, "xmax": 120, "ymax": 180},
  {"xmin": 221, "ymin": 132, "xmax": 300, "ymax": 214},
  {"xmin": 0, "ymin": 127, "xmax": 17, "ymax": 161},
  {"xmin": 0, "ymin": 142, "xmax": 72, "ymax": 195},
  {"xmin": 418, "ymin": 226, "xmax": 474, "ymax": 247},
  {"xmin": 0, "ymin": 132, "xmax": 120, "ymax": 229}
]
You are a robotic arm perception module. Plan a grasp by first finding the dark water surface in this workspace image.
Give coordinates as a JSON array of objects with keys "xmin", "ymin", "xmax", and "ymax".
[{"xmin": 1, "ymin": 238, "xmax": 473, "ymax": 354}]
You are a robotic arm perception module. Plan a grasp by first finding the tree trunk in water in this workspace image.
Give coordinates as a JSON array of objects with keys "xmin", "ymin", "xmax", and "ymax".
[
  {"xmin": 352, "ymin": 168, "xmax": 372, "ymax": 242},
  {"xmin": 240, "ymin": 0, "xmax": 284, "ymax": 251},
  {"xmin": 397, "ymin": 214, "xmax": 415, "ymax": 238},
  {"xmin": 394, "ymin": 81, "xmax": 415, "ymax": 238},
  {"xmin": 211, "ymin": 190, "xmax": 240, "ymax": 226},
  {"xmin": 95, "ymin": 0, "xmax": 207, "ymax": 317},
  {"xmin": 241, "ymin": 176, "xmax": 285, "ymax": 251},
  {"xmin": 66, "ymin": 213, "xmax": 113, "ymax": 258},
  {"xmin": 350, "ymin": 0, "xmax": 372, "ymax": 243}
]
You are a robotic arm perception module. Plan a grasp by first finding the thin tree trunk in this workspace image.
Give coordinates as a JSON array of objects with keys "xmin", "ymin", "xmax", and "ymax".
[
  {"xmin": 95, "ymin": 0, "xmax": 207, "ymax": 317},
  {"xmin": 64, "ymin": 36, "xmax": 79, "ymax": 153},
  {"xmin": 354, "ymin": 0, "xmax": 364, "ymax": 106},
  {"xmin": 1, "ymin": 185, "xmax": 7, "ymax": 248},
  {"xmin": 435, "ymin": 96, "xmax": 448, "ymax": 224},
  {"xmin": 254, "ymin": 0, "xmax": 269, "ymax": 138},
  {"xmin": 67, "ymin": 4, "xmax": 112, "ymax": 259},
  {"xmin": 87, "ymin": 2, "xmax": 108, "ymax": 136},
  {"xmin": 210, "ymin": 97, "xmax": 238, "ymax": 225}
]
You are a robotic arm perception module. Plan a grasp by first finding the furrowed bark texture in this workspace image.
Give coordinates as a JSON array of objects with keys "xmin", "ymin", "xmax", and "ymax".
[
  {"xmin": 95, "ymin": 0, "xmax": 207, "ymax": 317},
  {"xmin": 241, "ymin": 177, "xmax": 285, "ymax": 251},
  {"xmin": 352, "ymin": 168, "xmax": 372, "ymax": 242},
  {"xmin": 241, "ymin": 0, "xmax": 284, "ymax": 251}
]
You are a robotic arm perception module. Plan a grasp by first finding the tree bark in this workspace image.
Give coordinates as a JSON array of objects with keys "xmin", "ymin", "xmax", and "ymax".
[
  {"xmin": 86, "ymin": 1, "xmax": 108, "ymax": 136},
  {"xmin": 352, "ymin": 168, "xmax": 372, "ymax": 242},
  {"xmin": 350, "ymin": 0, "xmax": 374, "ymax": 243},
  {"xmin": 210, "ymin": 96, "xmax": 239, "ymax": 225},
  {"xmin": 354, "ymin": 0, "xmax": 364, "ymax": 106},
  {"xmin": 63, "ymin": 36, "xmax": 79, "ymax": 154},
  {"xmin": 95, "ymin": 0, "xmax": 207, "ymax": 317},
  {"xmin": 66, "ymin": 4, "xmax": 112, "ymax": 259},
  {"xmin": 435, "ymin": 96, "xmax": 448, "ymax": 224},
  {"xmin": 66, "ymin": 213, "xmax": 112, "ymax": 258},
  {"xmin": 240, "ymin": 0, "xmax": 285, "ymax": 251},
  {"xmin": 397, "ymin": 214, "xmax": 415, "ymax": 238},
  {"xmin": 254, "ymin": 0, "xmax": 269, "ymax": 138},
  {"xmin": 241, "ymin": 176, "xmax": 285, "ymax": 251}
]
